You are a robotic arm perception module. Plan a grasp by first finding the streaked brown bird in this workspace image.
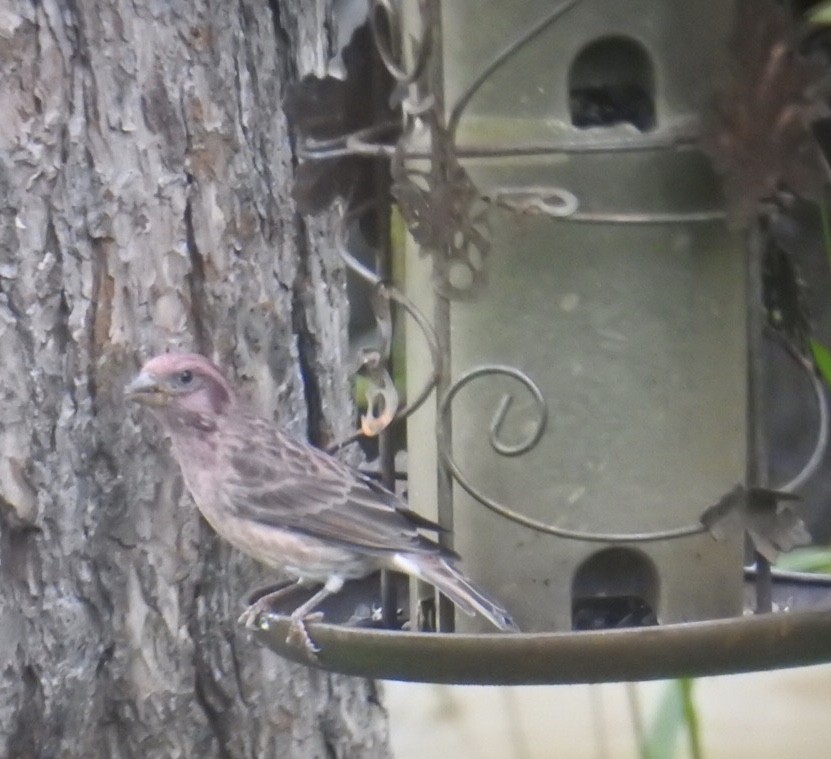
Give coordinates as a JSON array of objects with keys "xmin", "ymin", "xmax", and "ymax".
[{"xmin": 125, "ymin": 352, "xmax": 518, "ymax": 653}]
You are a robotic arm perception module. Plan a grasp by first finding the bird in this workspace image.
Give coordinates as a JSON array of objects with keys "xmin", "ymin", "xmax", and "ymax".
[{"xmin": 125, "ymin": 352, "xmax": 518, "ymax": 654}]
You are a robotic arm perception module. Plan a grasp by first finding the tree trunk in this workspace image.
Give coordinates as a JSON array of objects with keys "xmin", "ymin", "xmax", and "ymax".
[{"xmin": 0, "ymin": 1, "xmax": 390, "ymax": 756}]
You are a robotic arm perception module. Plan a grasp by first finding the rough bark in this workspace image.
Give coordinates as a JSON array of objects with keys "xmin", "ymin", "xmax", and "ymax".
[{"xmin": 0, "ymin": 1, "xmax": 390, "ymax": 756}]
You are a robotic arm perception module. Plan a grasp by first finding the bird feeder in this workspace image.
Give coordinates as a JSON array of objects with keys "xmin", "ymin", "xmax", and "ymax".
[{"xmin": 252, "ymin": 0, "xmax": 831, "ymax": 683}]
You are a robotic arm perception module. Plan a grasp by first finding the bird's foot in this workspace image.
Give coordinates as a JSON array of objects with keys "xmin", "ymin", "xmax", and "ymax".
[
  {"xmin": 287, "ymin": 612, "xmax": 325, "ymax": 657},
  {"xmin": 239, "ymin": 597, "xmax": 274, "ymax": 629},
  {"xmin": 239, "ymin": 581, "xmax": 305, "ymax": 629}
]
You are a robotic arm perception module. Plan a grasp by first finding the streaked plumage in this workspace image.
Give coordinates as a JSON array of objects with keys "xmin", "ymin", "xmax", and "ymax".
[{"xmin": 125, "ymin": 352, "xmax": 517, "ymax": 653}]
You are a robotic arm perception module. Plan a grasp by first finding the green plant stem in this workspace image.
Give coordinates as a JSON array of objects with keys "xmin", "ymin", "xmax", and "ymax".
[{"xmin": 680, "ymin": 679, "xmax": 702, "ymax": 759}]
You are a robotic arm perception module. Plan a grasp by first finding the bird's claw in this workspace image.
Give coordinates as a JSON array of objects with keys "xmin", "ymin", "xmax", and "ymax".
[
  {"xmin": 238, "ymin": 599, "xmax": 272, "ymax": 629},
  {"xmin": 239, "ymin": 599, "xmax": 325, "ymax": 657},
  {"xmin": 287, "ymin": 612, "xmax": 325, "ymax": 657}
]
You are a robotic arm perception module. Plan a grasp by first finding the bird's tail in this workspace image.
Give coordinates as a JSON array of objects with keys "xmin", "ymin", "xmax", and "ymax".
[{"xmin": 398, "ymin": 554, "xmax": 519, "ymax": 632}]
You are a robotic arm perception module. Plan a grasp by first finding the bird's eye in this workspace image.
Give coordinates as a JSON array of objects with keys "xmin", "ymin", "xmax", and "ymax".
[{"xmin": 179, "ymin": 369, "xmax": 193, "ymax": 385}]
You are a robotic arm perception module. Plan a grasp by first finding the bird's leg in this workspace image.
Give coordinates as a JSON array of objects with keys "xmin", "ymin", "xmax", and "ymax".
[
  {"xmin": 243, "ymin": 579, "xmax": 301, "ymax": 607},
  {"xmin": 287, "ymin": 575, "xmax": 345, "ymax": 656},
  {"xmin": 239, "ymin": 578, "xmax": 307, "ymax": 628}
]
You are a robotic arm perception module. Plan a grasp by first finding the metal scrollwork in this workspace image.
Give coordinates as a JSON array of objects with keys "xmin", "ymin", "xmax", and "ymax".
[
  {"xmin": 390, "ymin": 148, "xmax": 491, "ymax": 299},
  {"xmin": 327, "ymin": 203, "xmax": 443, "ymax": 454},
  {"xmin": 446, "ymin": 0, "xmax": 585, "ymax": 140},
  {"xmin": 355, "ymin": 348, "xmax": 399, "ymax": 437},
  {"xmin": 485, "ymin": 377, "xmax": 548, "ymax": 458},
  {"xmin": 438, "ymin": 365, "xmax": 710, "ymax": 543},
  {"xmin": 489, "ymin": 186, "xmax": 580, "ymax": 219},
  {"xmin": 437, "ymin": 364, "xmax": 548, "ymax": 505},
  {"xmin": 780, "ymin": 368, "xmax": 828, "ymax": 492},
  {"xmin": 767, "ymin": 331, "xmax": 830, "ymax": 494},
  {"xmin": 333, "ymin": 205, "xmax": 444, "ymax": 411},
  {"xmin": 308, "ymin": 0, "xmax": 747, "ymax": 544},
  {"xmin": 369, "ymin": 0, "xmax": 431, "ymax": 86},
  {"xmin": 295, "ymin": 0, "xmax": 727, "ymax": 307}
]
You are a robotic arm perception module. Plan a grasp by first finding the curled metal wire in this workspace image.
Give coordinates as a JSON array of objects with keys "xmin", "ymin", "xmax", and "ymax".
[
  {"xmin": 297, "ymin": 1, "xmax": 720, "ymax": 233},
  {"xmin": 381, "ymin": 284, "xmax": 442, "ymax": 421},
  {"xmin": 566, "ymin": 209, "xmax": 726, "ymax": 224},
  {"xmin": 490, "ymin": 186, "xmax": 579, "ymax": 218},
  {"xmin": 447, "ymin": 0, "xmax": 585, "ymax": 140},
  {"xmin": 334, "ymin": 201, "xmax": 382, "ymax": 284},
  {"xmin": 767, "ymin": 331, "xmax": 830, "ymax": 494},
  {"xmin": 370, "ymin": 0, "xmax": 432, "ymax": 85},
  {"xmin": 438, "ymin": 364, "xmax": 708, "ymax": 543},
  {"xmin": 298, "ymin": 125, "xmax": 702, "ymax": 162},
  {"xmin": 327, "ymin": 203, "xmax": 443, "ymax": 453},
  {"xmin": 780, "ymin": 369, "xmax": 829, "ymax": 492},
  {"xmin": 484, "ymin": 374, "xmax": 548, "ymax": 457},
  {"xmin": 298, "ymin": 122, "xmax": 401, "ymax": 160},
  {"xmin": 355, "ymin": 345, "xmax": 399, "ymax": 437}
]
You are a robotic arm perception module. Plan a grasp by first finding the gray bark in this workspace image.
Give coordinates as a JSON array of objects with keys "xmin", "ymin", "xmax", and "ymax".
[{"xmin": 0, "ymin": 1, "xmax": 390, "ymax": 757}]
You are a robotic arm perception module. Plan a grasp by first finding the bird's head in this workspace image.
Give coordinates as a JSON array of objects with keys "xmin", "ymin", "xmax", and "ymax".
[{"xmin": 125, "ymin": 353, "xmax": 233, "ymax": 429}]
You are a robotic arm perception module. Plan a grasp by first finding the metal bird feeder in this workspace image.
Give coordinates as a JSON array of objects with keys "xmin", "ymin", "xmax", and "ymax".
[{"xmin": 253, "ymin": 0, "xmax": 831, "ymax": 682}]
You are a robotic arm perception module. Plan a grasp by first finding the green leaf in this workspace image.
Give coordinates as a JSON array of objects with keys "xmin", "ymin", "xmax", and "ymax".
[
  {"xmin": 642, "ymin": 681, "xmax": 684, "ymax": 759},
  {"xmin": 640, "ymin": 680, "xmax": 702, "ymax": 759},
  {"xmin": 776, "ymin": 547, "xmax": 831, "ymax": 573},
  {"xmin": 679, "ymin": 679, "xmax": 702, "ymax": 759},
  {"xmin": 808, "ymin": 1, "xmax": 831, "ymax": 25},
  {"xmin": 810, "ymin": 339, "xmax": 831, "ymax": 390}
]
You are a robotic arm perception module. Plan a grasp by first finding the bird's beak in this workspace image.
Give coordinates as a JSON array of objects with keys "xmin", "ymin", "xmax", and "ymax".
[{"xmin": 125, "ymin": 370, "xmax": 168, "ymax": 406}]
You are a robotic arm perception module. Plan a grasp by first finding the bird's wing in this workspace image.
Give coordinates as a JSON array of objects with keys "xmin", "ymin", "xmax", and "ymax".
[{"xmin": 220, "ymin": 416, "xmax": 449, "ymax": 556}]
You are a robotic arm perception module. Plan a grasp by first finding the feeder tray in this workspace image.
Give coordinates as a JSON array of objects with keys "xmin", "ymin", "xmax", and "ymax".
[{"xmin": 249, "ymin": 571, "xmax": 831, "ymax": 684}]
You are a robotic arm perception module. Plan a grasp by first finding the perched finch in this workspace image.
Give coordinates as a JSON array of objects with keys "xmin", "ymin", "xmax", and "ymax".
[{"xmin": 125, "ymin": 352, "xmax": 518, "ymax": 653}]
